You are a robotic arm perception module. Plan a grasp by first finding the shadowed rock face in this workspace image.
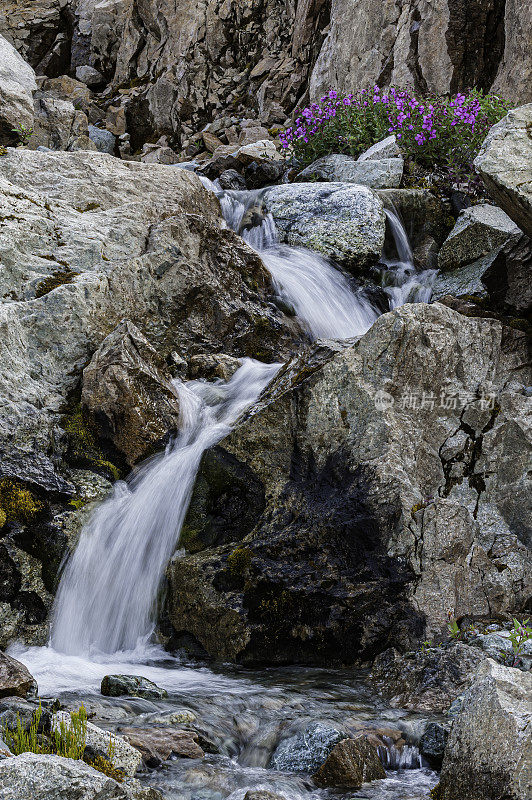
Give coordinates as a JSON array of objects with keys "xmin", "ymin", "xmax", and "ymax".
[{"xmin": 165, "ymin": 303, "xmax": 532, "ymax": 666}]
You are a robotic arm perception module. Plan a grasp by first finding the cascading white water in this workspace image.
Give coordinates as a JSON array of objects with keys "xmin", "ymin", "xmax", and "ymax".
[
  {"xmin": 50, "ymin": 179, "xmax": 428, "ymax": 659},
  {"xmin": 52, "ymin": 359, "xmax": 280, "ymax": 655},
  {"xmin": 206, "ymin": 181, "xmax": 379, "ymax": 340},
  {"xmin": 381, "ymin": 207, "xmax": 437, "ymax": 308}
]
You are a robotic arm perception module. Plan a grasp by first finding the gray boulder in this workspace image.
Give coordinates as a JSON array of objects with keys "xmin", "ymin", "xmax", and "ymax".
[
  {"xmin": 0, "ymin": 651, "xmax": 37, "ymax": 699},
  {"xmin": 263, "ymin": 182, "xmax": 385, "ymax": 272},
  {"xmin": 358, "ymin": 135, "xmax": 401, "ymax": 161},
  {"xmin": 437, "ymin": 660, "xmax": 532, "ymax": 800},
  {"xmin": 101, "ymin": 674, "xmax": 168, "ymax": 700},
  {"xmin": 0, "ymin": 34, "xmax": 37, "ymax": 141},
  {"xmin": 0, "ymin": 753, "xmax": 162, "ymax": 800},
  {"xmin": 418, "ymin": 722, "xmax": 449, "ymax": 769},
  {"xmin": 474, "ymin": 104, "xmax": 532, "ymax": 239},
  {"xmin": 75, "ymin": 66, "xmax": 104, "ymax": 87},
  {"xmin": 438, "ymin": 204, "xmax": 520, "ymax": 272},
  {"xmin": 88, "ymin": 126, "xmax": 116, "ymax": 155},
  {"xmin": 298, "ymin": 154, "xmax": 403, "ymax": 188},
  {"xmin": 270, "ymin": 723, "xmax": 344, "ymax": 772}
]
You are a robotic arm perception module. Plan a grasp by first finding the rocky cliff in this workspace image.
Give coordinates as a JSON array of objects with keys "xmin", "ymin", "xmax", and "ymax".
[{"xmin": 1, "ymin": 1, "xmax": 530, "ymax": 152}]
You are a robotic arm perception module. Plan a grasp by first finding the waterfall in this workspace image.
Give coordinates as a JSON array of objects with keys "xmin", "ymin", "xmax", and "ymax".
[
  {"xmin": 52, "ymin": 359, "xmax": 280, "ymax": 655},
  {"xmin": 50, "ymin": 179, "xmax": 423, "ymax": 658},
  {"xmin": 204, "ymin": 181, "xmax": 379, "ymax": 340},
  {"xmin": 381, "ymin": 207, "xmax": 437, "ymax": 308}
]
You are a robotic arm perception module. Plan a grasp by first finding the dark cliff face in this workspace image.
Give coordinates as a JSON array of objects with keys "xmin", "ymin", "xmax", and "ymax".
[{"xmin": 166, "ymin": 446, "xmax": 424, "ymax": 666}]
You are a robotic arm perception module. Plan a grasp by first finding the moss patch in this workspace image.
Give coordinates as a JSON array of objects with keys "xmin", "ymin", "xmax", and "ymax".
[
  {"xmin": 62, "ymin": 404, "xmax": 122, "ymax": 482},
  {"xmin": 35, "ymin": 268, "xmax": 79, "ymax": 298},
  {"xmin": 0, "ymin": 479, "xmax": 43, "ymax": 523}
]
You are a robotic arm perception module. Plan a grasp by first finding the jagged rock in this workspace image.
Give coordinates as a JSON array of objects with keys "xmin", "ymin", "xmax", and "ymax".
[
  {"xmin": 270, "ymin": 723, "xmax": 345, "ymax": 772},
  {"xmin": 165, "ymin": 303, "xmax": 531, "ymax": 664},
  {"xmin": 120, "ymin": 727, "xmax": 204, "ymax": 766},
  {"xmin": 0, "ymin": 651, "xmax": 37, "ymax": 698},
  {"xmin": 0, "ymin": 1, "xmax": 70, "ymax": 78},
  {"xmin": 87, "ymin": 126, "xmax": 116, "ymax": 155},
  {"xmin": 263, "ymin": 183, "xmax": 385, "ymax": 272},
  {"xmin": 243, "ymin": 792, "xmax": 286, "ymax": 800},
  {"xmin": 236, "ymin": 140, "xmax": 282, "ymax": 166},
  {"xmin": 358, "ymin": 136, "xmax": 401, "ymax": 161},
  {"xmin": 101, "ymin": 674, "xmax": 168, "ymax": 700},
  {"xmin": 82, "ymin": 320, "xmax": 182, "ymax": 467},
  {"xmin": 218, "ymin": 169, "xmax": 246, "ymax": 191},
  {"xmin": 475, "ymin": 104, "xmax": 532, "ymax": 239},
  {"xmin": 418, "ymin": 722, "xmax": 449, "ymax": 769},
  {"xmin": 75, "ymin": 66, "xmax": 104, "ymax": 88},
  {"xmin": 31, "ymin": 92, "xmax": 96, "ymax": 152},
  {"xmin": 371, "ymin": 644, "xmax": 487, "ymax": 713},
  {"xmin": 298, "ymin": 154, "xmax": 403, "ymax": 188},
  {"xmin": 436, "ymin": 660, "xmax": 532, "ymax": 800},
  {"xmin": 438, "ymin": 204, "xmax": 521, "ymax": 272},
  {"xmin": 53, "ymin": 711, "xmax": 142, "ymax": 778},
  {"xmin": 244, "ymin": 159, "xmax": 286, "ymax": 190},
  {"xmin": 0, "ymin": 34, "xmax": 37, "ymax": 142},
  {"xmin": 311, "ymin": 1, "xmax": 531, "ymax": 105},
  {"xmin": 0, "ymin": 753, "xmax": 162, "ymax": 800},
  {"xmin": 312, "ymin": 737, "xmax": 386, "ymax": 788}
]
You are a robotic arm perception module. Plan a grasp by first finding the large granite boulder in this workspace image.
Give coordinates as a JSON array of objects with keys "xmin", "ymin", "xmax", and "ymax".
[
  {"xmin": 436, "ymin": 660, "xmax": 532, "ymax": 800},
  {"xmin": 270, "ymin": 723, "xmax": 345, "ymax": 772},
  {"xmin": 0, "ymin": 34, "xmax": 37, "ymax": 142},
  {"xmin": 165, "ymin": 303, "xmax": 531, "ymax": 664},
  {"xmin": 0, "ymin": 753, "xmax": 162, "ymax": 800},
  {"xmin": 475, "ymin": 104, "xmax": 532, "ymax": 239},
  {"xmin": 263, "ymin": 183, "xmax": 385, "ymax": 273},
  {"xmin": 81, "ymin": 321, "xmax": 182, "ymax": 467}
]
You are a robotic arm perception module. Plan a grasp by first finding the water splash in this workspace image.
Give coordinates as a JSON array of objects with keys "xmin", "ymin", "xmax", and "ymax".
[{"xmin": 381, "ymin": 207, "xmax": 437, "ymax": 309}]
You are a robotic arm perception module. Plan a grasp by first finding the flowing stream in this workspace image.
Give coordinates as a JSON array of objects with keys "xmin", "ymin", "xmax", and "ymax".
[{"xmin": 12, "ymin": 178, "xmax": 438, "ymax": 800}]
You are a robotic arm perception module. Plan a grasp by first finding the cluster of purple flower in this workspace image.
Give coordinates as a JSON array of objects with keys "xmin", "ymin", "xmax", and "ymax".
[{"xmin": 280, "ymin": 86, "xmax": 485, "ymax": 154}]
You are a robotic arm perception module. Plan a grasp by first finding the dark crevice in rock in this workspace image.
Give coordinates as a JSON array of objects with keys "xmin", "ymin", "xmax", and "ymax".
[{"xmin": 446, "ymin": 0, "xmax": 506, "ymax": 93}]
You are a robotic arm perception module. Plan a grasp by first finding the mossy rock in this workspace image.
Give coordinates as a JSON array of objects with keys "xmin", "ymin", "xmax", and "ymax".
[{"xmin": 62, "ymin": 403, "xmax": 121, "ymax": 482}]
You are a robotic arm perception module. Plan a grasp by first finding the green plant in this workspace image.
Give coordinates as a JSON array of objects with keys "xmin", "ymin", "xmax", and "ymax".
[
  {"xmin": 505, "ymin": 618, "xmax": 532, "ymax": 667},
  {"xmin": 421, "ymin": 639, "xmax": 434, "ymax": 653},
  {"xmin": 0, "ymin": 145, "xmax": 7, "ymax": 156},
  {"xmin": 12, "ymin": 124, "xmax": 33, "ymax": 145},
  {"xmin": 3, "ymin": 703, "xmax": 52, "ymax": 756},
  {"xmin": 52, "ymin": 705, "xmax": 87, "ymax": 760},
  {"xmin": 447, "ymin": 614, "xmax": 461, "ymax": 640},
  {"xmin": 281, "ymin": 87, "xmax": 511, "ymax": 190}
]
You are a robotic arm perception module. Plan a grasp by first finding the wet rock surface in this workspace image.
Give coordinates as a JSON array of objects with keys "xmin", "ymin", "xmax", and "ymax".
[
  {"xmin": 312, "ymin": 736, "xmax": 386, "ymax": 788},
  {"xmin": 436, "ymin": 660, "xmax": 532, "ymax": 800},
  {"xmin": 120, "ymin": 727, "xmax": 204, "ymax": 766},
  {"xmin": 101, "ymin": 675, "xmax": 168, "ymax": 701}
]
